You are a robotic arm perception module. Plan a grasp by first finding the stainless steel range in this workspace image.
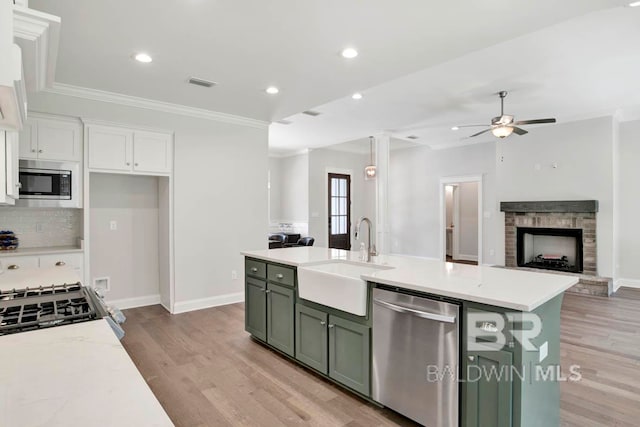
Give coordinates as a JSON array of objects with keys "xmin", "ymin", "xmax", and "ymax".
[{"xmin": 0, "ymin": 283, "xmax": 124, "ymax": 338}]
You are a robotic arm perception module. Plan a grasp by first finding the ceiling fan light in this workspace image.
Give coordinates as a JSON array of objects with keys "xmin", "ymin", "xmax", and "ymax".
[{"xmin": 492, "ymin": 126, "xmax": 514, "ymax": 138}]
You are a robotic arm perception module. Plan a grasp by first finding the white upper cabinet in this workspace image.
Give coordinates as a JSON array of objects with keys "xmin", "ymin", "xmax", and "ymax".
[
  {"xmin": 87, "ymin": 125, "xmax": 133, "ymax": 172},
  {"xmin": 5, "ymin": 131, "xmax": 20, "ymax": 199},
  {"xmin": 19, "ymin": 114, "xmax": 82, "ymax": 162},
  {"xmin": 0, "ymin": 130, "xmax": 19, "ymax": 205},
  {"xmin": 87, "ymin": 124, "xmax": 172, "ymax": 176},
  {"xmin": 133, "ymin": 131, "xmax": 172, "ymax": 174}
]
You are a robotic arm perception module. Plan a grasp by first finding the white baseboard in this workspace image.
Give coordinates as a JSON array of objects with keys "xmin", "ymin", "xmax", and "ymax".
[
  {"xmin": 456, "ymin": 254, "xmax": 478, "ymax": 262},
  {"xmin": 172, "ymin": 292, "xmax": 244, "ymax": 314},
  {"xmin": 616, "ymin": 278, "xmax": 640, "ymax": 290},
  {"xmin": 106, "ymin": 294, "xmax": 161, "ymax": 310}
]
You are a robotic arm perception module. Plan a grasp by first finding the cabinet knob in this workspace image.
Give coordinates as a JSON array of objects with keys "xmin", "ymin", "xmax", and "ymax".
[
  {"xmin": 38, "ymin": 149, "xmax": 43, "ymax": 153},
  {"xmin": 126, "ymin": 162, "xmax": 131, "ymax": 166},
  {"xmin": 7, "ymin": 264, "xmax": 19, "ymax": 270},
  {"xmin": 276, "ymin": 273, "xmax": 284, "ymax": 279},
  {"xmin": 31, "ymin": 149, "xmax": 36, "ymax": 153},
  {"xmin": 468, "ymin": 355, "xmax": 475, "ymax": 362},
  {"xmin": 134, "ymin": 163, "xmax": 139, "ymax": 167},
  {"xmin": 328, "ymin": 324, "xmax": 334, "ymax": 329},
  {"xmin": 55, "ymin": 261, "xmax": 66, "ymax": 267},
  {"xmin": 265, "ymin": 289, "xmax": 271, "ymax": 294},
  {"xmin": 251, "ymin": 267, "xmax": 258, "ymax": 273},
  {"xmin": 320, "ymin": 321, "xmax": 326, "ymax": 326},
  {"xmin": 16, "ymin": 182, "xmax": 21, "ymax": 188}
]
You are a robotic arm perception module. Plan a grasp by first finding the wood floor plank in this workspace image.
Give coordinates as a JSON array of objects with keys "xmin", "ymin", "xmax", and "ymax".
[{"xmin": 120, "ymin": 287, "xmax": 640, "ymax": 426}]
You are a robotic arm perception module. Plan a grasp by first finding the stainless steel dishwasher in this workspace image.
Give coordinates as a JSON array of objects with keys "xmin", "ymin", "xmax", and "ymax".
[{"xmin": 372, "ymin": 287, "xmax": 460, "ymax": 427}]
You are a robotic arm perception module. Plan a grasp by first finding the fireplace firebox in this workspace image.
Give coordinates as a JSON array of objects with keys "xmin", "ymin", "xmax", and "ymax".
[{"xmin": 516, "ymin": 227, "xmax": 583, "ymax": 273}]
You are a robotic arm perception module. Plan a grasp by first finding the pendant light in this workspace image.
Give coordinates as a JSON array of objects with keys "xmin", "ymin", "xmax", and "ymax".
[{"xmin": 364, "ymin": 136, "xmax": 377, "ymax": 180}]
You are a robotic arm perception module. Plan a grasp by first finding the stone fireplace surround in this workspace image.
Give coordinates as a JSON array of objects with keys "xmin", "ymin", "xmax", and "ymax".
[{"xmin": 500, "ymin": 200, "xmax": 611, "ymax": 296}]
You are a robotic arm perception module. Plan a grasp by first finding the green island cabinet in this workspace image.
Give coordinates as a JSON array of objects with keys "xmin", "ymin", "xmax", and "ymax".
[
  {"xmin": 295, "ymin": 303, "xmax": 371, "ymax": 395},
  {"xmin": 462, "ymin": 294, "xmax": 564, "ymax": 427},
  {"xmin": 245, "ymin": 256, "xmax": 565, "ymax": 427},
  {"xmin": 245, "ymin": 258, "xmax": 295, "ymax": 357}
]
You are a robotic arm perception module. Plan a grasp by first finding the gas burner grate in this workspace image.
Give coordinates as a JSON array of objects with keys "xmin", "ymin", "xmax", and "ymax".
[{"xmin": 0, "ymin": 283, "xmax": 99, "ymax": 335}]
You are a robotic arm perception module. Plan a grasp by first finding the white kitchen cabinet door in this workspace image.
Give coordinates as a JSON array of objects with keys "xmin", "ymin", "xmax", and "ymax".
[
  {"xmin": 1, "ymin": 256, "xmax": 39, "ymax": 270},
  {"xmin": 133, "ymin": 131, "xmax": 172, "ymax": 175},
  {"xmin": 36, "ymin": 118, "xmax": 82, "ymax": 162},
  {"xmin": 18, "ymin": 119, "xmax": 37, "ymax": 159},
  {"xmin": 5, "ymin": 132, "xmax": 20, "ymax": 199},
  {"xmin": 88, "ymin": 125, "xmax": 133, "ymax": 172}
]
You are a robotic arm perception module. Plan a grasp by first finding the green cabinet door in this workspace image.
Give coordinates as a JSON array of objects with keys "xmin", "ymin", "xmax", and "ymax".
[
  {"xmin": 328, "ymin": 314, "xmax": 371, "ymax": 396},
  {"xmin": 245, "ymin": 277, "xmax": 267, "ymax": 341},
  {"xmin": 295, "ymin": 304, "xmax": 328, "ymax": 374},
  {"xmin": 266, "ymin": 282, "xmax": 295, "ymax": 357},
  {"xmin": 465, "ymin": 348, "xmax": 513, "ymax": 427}
]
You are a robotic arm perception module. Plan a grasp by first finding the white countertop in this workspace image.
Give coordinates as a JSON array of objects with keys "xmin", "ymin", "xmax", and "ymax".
[
  {"xmin": 0, "ymin": 266, "xmax": 82, "ymax": 291},
  {"xmin": 0, "ymin": 319, "xmax": 174, "ymax": 427},
  {"xmin": 241, "ymin": 247, "xmax": 578, "ymax": 311},
  {"xmin": 0, "ymin": 245, "xmax": 83, "ymax": 257}
]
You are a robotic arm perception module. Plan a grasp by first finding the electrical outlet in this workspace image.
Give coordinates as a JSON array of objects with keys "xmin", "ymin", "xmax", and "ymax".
[
  {"xmin": 109, "ymin": 220, "xmax": 117, "ymax": 231},
  {"xmin": 231, "ymin": 270, "xmax": 238, "ymax": 280}
]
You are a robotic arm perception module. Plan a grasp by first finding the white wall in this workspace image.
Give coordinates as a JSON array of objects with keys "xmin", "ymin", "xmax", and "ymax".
[
  {"xmin": 389, "ymin": 142, "xmax": 498, "ymax": 262},
  {"xmin": 618, "ymin": 119, "xmax": 640, "ymax": 285},
  {"xmin": 29, "ymin": 91, "xmax": 268, "ymax": 306},
  {"xmin": 268, "ymin": 157, "xmax": 282, "ymax": 223},
  {"xmin": 497, "ymin": 116, "xmax": 614, "ymax": 276},
  {"xmin": 90, "ymin": 173, "xmax": 160, "ymax": 301},
  {"xmin": 308, "ymin": 148, "xmax": 376, "ymax": 249},
  {"xmin": 458, "ymin": 181, "xmax": 479, "ymax": 258}
]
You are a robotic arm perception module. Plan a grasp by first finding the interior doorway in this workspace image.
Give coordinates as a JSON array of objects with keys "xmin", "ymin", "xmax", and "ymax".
[
  {"xmin": 328, "ymin": 172, "xmax": 351, "ymax": 250},
  {"xmin": 441, "ymin": 176, "xmax": 482, "ymax": 266}
]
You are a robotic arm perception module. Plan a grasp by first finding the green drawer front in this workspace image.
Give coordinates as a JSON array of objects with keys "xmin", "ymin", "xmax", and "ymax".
[
  {"xmin": 267, "ymin": 264, "xmax": 295, "ymax": 287},
  {"xmin": 246, "ymin": 259, "xmax": 266, "ymax": 279}
]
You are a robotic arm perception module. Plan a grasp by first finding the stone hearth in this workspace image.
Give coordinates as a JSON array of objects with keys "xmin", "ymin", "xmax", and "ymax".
[{"xmin": 500, "ymin": 200, "xmax": 611, "ymax": 296}]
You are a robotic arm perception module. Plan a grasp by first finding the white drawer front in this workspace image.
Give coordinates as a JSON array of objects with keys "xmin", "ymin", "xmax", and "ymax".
[
  {"xmin": 0, "ymin": 255, "xmax": 40, "ymax": 270},
  {"xmin": 39, "ymin": 253, "xmax": 84, "ymax": 270}
]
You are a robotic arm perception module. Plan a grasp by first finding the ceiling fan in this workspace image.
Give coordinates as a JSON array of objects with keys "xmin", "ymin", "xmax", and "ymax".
[{"xmin": 455, "ymin": 91, "xmax": 556, "ymax": 139}]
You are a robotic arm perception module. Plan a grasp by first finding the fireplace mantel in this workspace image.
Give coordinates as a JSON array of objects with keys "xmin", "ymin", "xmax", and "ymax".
[{"xmin": 500, "ymin": 200, "xmax": 598, "ymax": 213}]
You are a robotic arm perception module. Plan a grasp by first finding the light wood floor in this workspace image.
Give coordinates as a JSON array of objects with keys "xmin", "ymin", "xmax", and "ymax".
[{"xmin": 121, "ymin": 288, "xmax": 640, "ymax": 427}]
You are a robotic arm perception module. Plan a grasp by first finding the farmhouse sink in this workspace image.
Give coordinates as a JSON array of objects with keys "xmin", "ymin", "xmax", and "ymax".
[{"xmin": 297, "ymin": 261, "xmax": 394, "ymax": 316}]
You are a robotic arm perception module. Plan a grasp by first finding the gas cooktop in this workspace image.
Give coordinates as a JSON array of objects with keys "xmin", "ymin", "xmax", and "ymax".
[{"xmin": 0, "ymin": 283, "xmax": 107, "ymax": 336}]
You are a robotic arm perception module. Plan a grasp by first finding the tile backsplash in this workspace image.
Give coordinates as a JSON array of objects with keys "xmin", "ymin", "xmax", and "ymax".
[{"xmin": 0, "ymin": 208, "xmax": 82, "ymax": 248}]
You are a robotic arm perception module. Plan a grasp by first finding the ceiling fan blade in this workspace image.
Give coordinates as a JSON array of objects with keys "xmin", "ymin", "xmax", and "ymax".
[
  {"xmin": 511, "ymin": 126, "xmax": 528, "ymax": 136},
  {"xmin": 466, "ymin": 128, "xmax": 492, "ymax": 138},
  {"xmin": 456, "ymin": 124, "xmax": 489, "ymax": 128},
  {"xmin": 514, "ymin": 118, "xmax": 557, "ymax": 126}
]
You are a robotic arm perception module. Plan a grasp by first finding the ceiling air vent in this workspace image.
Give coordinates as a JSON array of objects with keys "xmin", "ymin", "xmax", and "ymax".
[
  {"xmin": 406, "ymin": 135, "xmax": 420, "ymax": 140},
  {"xmin": 188, "ymin": 77, "xmax": 217, "ymax": 88},
  {"xmin": 275, "ymin": 120, "xmax": 292, "ymax": 125},
  {"xmin": 302, "ymin": 110, "xmax": 322, "ymax": 117}
]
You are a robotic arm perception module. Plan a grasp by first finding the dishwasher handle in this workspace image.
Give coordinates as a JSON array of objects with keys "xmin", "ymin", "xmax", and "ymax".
[{"xmin": 374, "ymin": 298, "xmax": 457, "ymax": 323}]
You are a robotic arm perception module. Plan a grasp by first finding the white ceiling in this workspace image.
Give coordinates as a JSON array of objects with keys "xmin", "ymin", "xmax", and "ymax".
[
  {"xmin": 31, "ymin": 0, "xmax": 622, "ymax": 130},
  {"xmin": 270, "ymin": 6, "xmax": 640, "ymax": 153}
]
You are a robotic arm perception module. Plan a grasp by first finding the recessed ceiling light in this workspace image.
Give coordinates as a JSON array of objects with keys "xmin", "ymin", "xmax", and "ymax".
[
  {"xmin": 352, "ymin": 92, "xmax": 363, "ymax": 100},
  {"xmin": 629, "ymin": 1, "xmax": 640, "ymax": 6},
  {"xmin": 341, "ymin": 48, "xmax": 358, "ymax": 59},
  {"xmin": 133, "ymin": 53, "xmax": 153, "ymax": 63},
  {"xmin": 451, "ymin": 126, "xmax": 460, "ymax": 131},
  {"xmin": 265, "ymin": 86, "xmax": 279, "ymax": 95}
]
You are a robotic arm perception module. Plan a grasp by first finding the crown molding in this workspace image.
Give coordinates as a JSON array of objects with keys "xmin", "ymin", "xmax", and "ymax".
[{"xmin": 43, "ymin": 82, "xmax": 270, "ymax": 129}]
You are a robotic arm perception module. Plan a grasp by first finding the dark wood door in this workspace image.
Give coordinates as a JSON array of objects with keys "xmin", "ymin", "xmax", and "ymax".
[{"xmin": 328, "ymin": 173, "xmax": 351, "ymax": 250}]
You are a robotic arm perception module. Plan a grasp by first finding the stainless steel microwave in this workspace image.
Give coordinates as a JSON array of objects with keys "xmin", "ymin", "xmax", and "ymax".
[{"xmin": 17, "ymin": 160, "xmax": 81, "ymax": 208}]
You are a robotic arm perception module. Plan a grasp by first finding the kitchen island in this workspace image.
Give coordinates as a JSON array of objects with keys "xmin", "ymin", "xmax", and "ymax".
[{"xmin": 241, "ymin": 247, "xmax": 578, "ymax": 427}]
